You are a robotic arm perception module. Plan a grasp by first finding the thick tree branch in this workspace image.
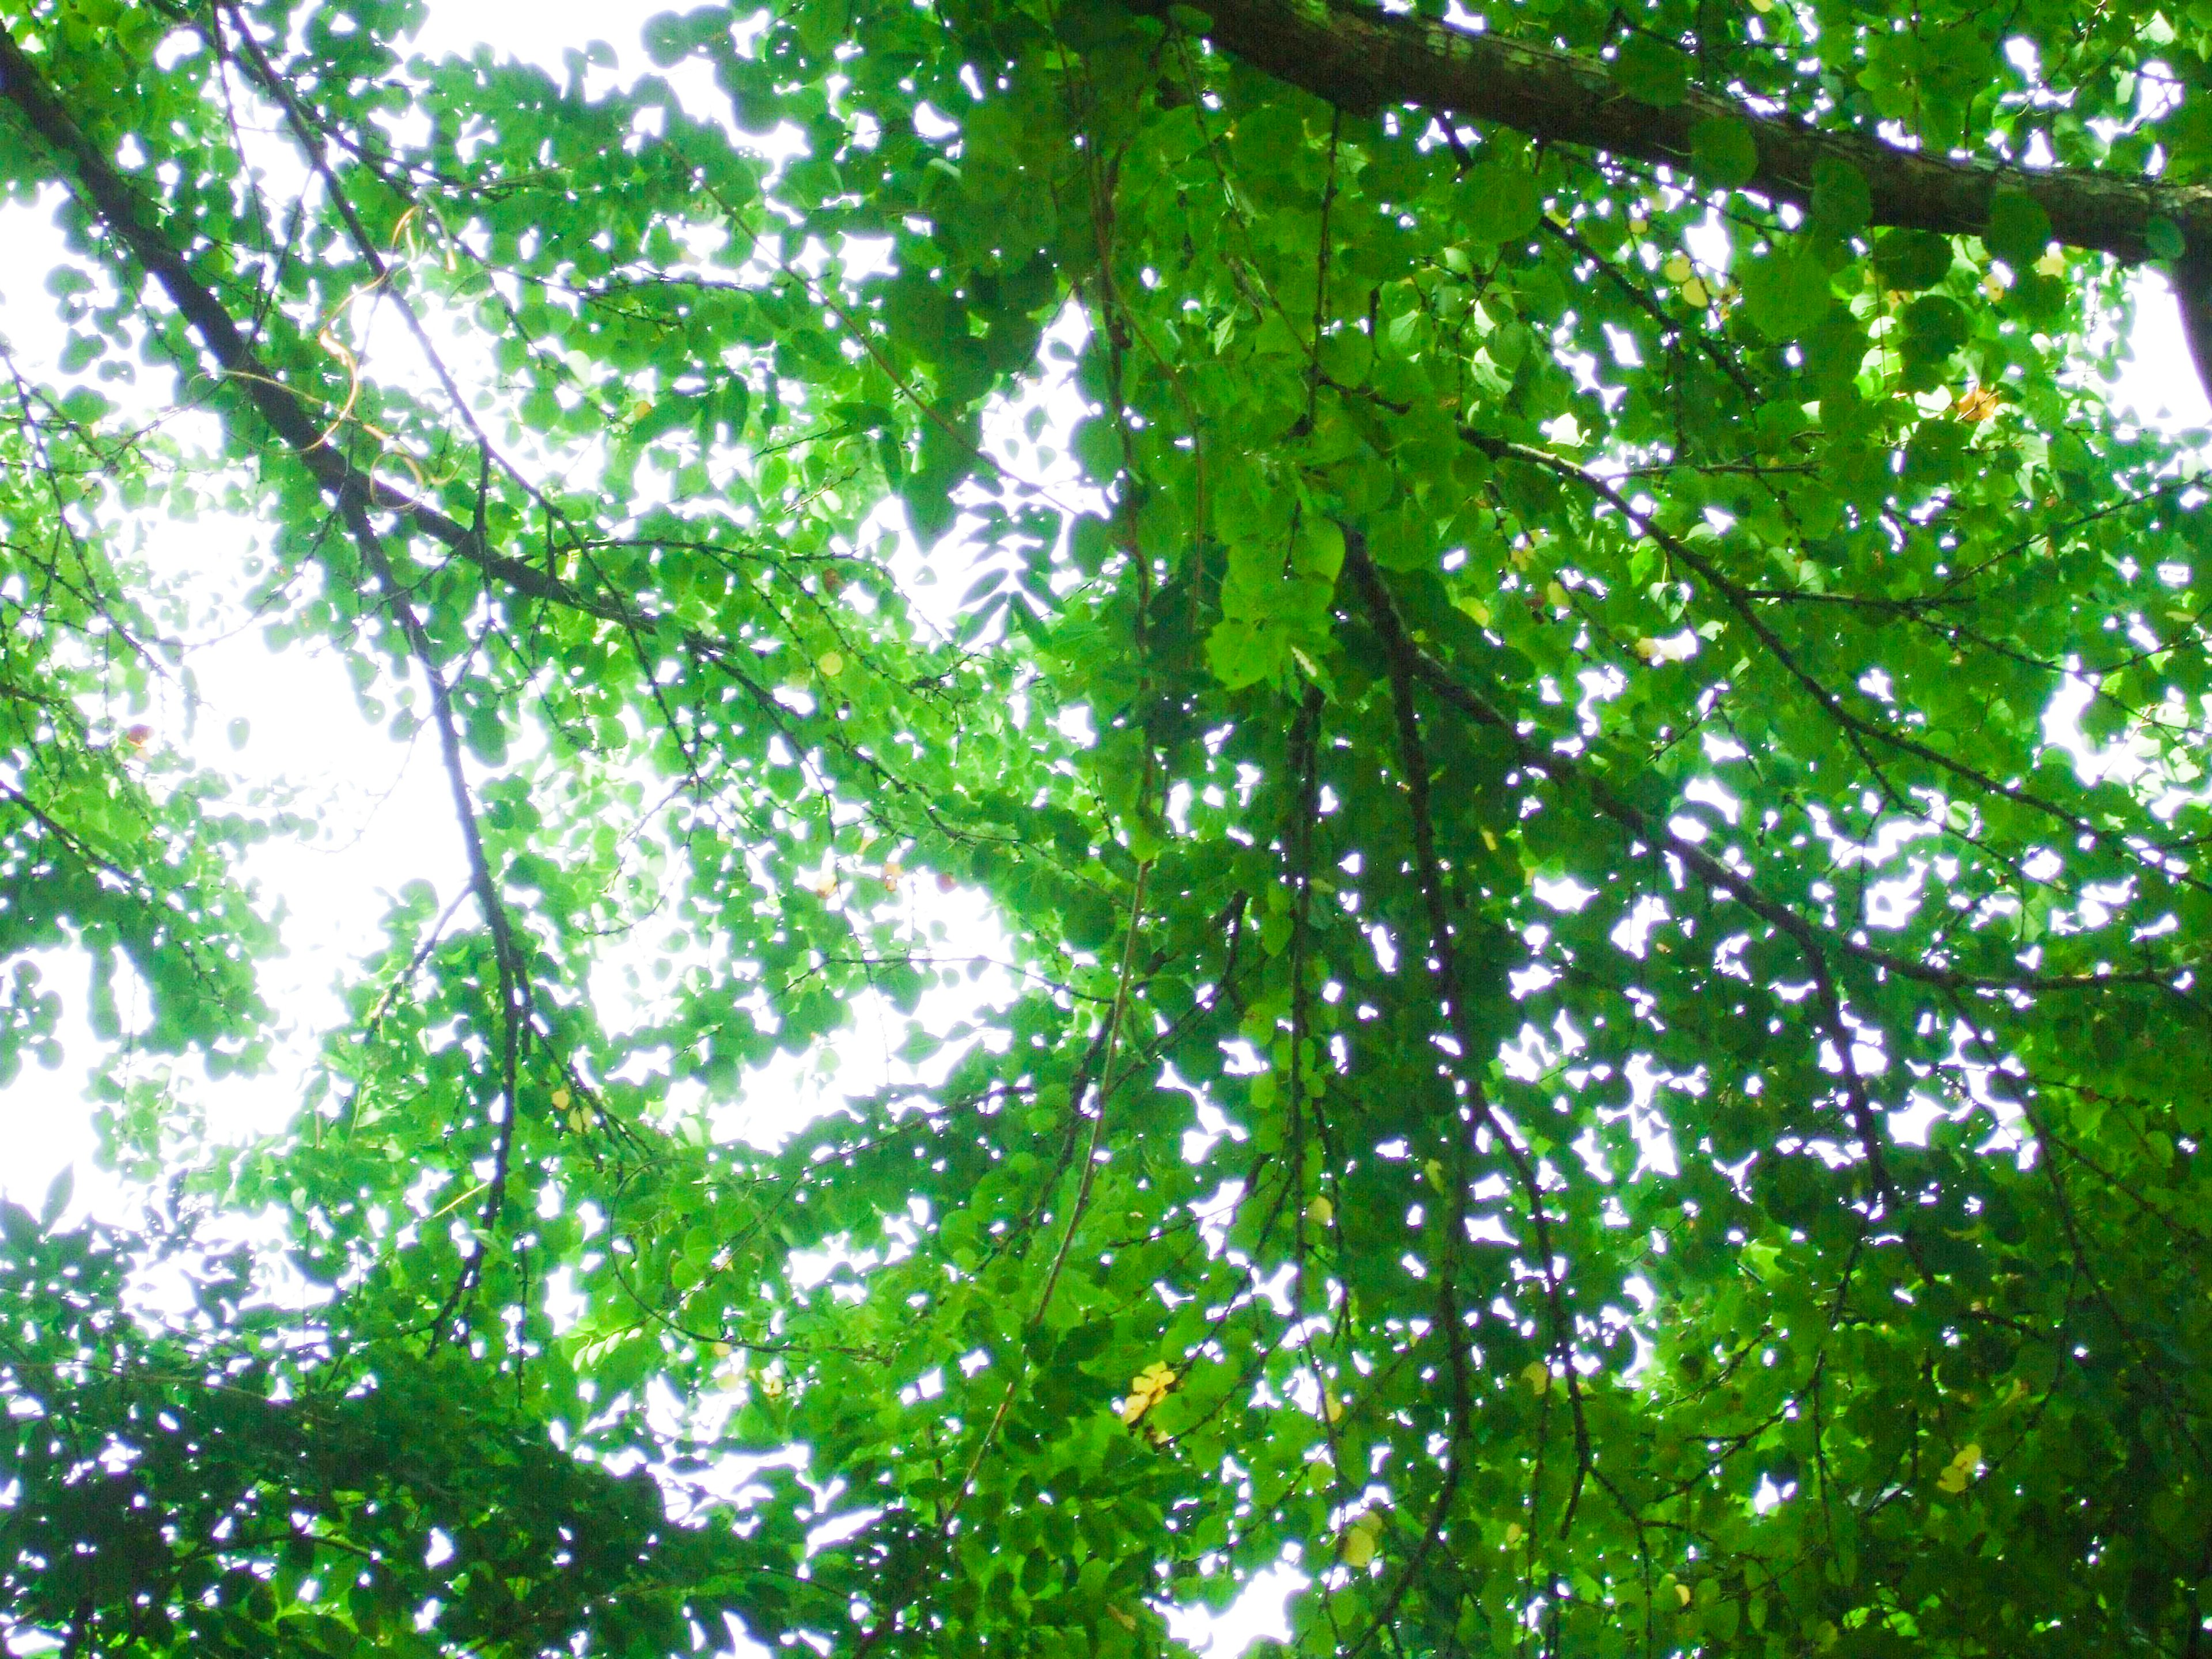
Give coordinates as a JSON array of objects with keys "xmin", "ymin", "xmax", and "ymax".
[
  {"xmin": 0, "ymin": 26, "xmax": 563, "ymax": 597},
  {"xmin": 1161, "ymin": 0, "xmax": 2208, "ymax": 258},
  {"xmin": 1154, "ymin": 0, "xmax": 2212, "ymax": 388}
]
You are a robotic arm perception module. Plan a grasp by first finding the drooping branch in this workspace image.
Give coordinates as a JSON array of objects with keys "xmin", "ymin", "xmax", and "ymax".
[
  {"xmin": 1351, "ymin": 540, "xmax": 1594, "ymax": 1539},
  {"xmin": 1150, "ymin": 0, "xmax": 2212, "ymax": 389}
]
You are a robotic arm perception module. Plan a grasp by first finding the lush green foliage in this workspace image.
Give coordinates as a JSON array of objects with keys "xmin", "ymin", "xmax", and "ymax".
[{"xmin": 4, "ymin": 0, "xmax": 2212, "ymax": 1654}]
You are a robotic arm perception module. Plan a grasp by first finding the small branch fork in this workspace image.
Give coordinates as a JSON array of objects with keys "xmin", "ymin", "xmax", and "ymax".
[{"xmin": 1497, "ymin": 439, "xmax": 2212, "ymax": 901}]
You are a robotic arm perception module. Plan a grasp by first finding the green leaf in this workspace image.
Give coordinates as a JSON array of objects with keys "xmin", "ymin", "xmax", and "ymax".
[
  {"xmin": 1053, "ymin": 0, "xmax": 1138, "ymax": 52},
  {"xmin": 1204, "ymin": 618, "xmax": 1287, "ymax": 689},
  {"xmin": 1613, "ymin": 36, "xmax": 1690, "ymax": 106},
  {"xmin": 1873, "ymin": 228, "xmax": 1955, "ymax": 289},
  {"xmin": 1740, "ymin": 246, "xmax": 1832, "ymax": 339},
  {"xmin": 1809, "ymin": 157, "xmax": 1872, "ymax": 238},
  {"xmin": 1690, "ymin": 117, "xmax": 1760, "ymax": 189},
  {"xmin": 39, "ymin": 1165, "xmax": 72, "ymax": 1231},
  {"xmin": 1294, "ymin": 516, "xmax": 1346, "ymax": 583},
  {"xmin": 1463, "ymin": 161, "xmax": 1541, "ymax": 244},
  {"xmin": 1903, "ymin": 293, "xmax": 1972, "ymax": 359},
  {"xmin": 1985, "ymin": 188, "xmax": 2053, "ymax": 266},
  {"xmin": 57, "ymin": 333, "xmax": 104, "ymax": 373}
]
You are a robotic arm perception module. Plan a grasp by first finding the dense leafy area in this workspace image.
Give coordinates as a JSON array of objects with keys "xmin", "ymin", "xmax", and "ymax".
[{"xmin": 3, "ymin": 0, "xmax": 2211, "ymax": 1653}]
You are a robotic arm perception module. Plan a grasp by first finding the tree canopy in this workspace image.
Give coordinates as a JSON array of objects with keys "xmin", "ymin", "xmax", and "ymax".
[{"xmin": 3, "ymin": 0, "xmax": 2211, "ymax": 1654}]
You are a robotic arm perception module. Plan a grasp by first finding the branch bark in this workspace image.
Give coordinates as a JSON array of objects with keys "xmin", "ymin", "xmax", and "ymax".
[{"xmin": 1153, "ymin": 0, "xmax": 2212, "ymax": 388}]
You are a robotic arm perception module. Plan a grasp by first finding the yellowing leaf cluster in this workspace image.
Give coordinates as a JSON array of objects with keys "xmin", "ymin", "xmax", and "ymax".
[
  {"xmin": 1341, "ymin": 1508, "xmax": 1385, "ymax": 1567},
  {"xmin": 1955, "ymin": 384, "xmax": 2001, "ymax": 422},
  {"xmin": 1119, "ymin": 1361, "xmax": 1176, "ymax": 1426},
  {"xmin": 1936, "ymin": 1442, "xmax": 1982, "ymax": 1494}
]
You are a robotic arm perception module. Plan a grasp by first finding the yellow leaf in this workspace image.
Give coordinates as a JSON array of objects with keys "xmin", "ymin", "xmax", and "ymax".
[
  {"xmin": 1423, "ymin": 1158, "xmax": 1447, "ymax": 1193},
  {"xmin": 818, "ymin": 651, "xmax": 845, "ymax": 677},
  {"xmin": 1955, "ymin": 385, "xmax": 2000, "ymax": 422},
  {"xmin": 1680, "ymin": 276, "xmax": 1710, "ymax": 308},
  {"xmin": 1522, "ymin": 1361, "xmax": 1551, "ymax": 1395},
  {"xmin": 1344, "ymin": 1528, "xmax": 1376, "ymax": 1567},
  {"xmin": 1936, "ymin": 1465, "xmax": 1969, "ymax": 1493},
  {"xmin": 1675, "ymin": 1583, "xmax": 1692, "ymax": 1608},
  {"xmin": 1748, "ymin": 0, "xmax": 1772, "ymax": 11},
  {"xmin": 1663, "ymin": 252, "xmax": 1694, "ymax": 284},
  {"xmin": 1120, "ymin": 1361, "xmax": 1176, "ymax": 1425},
  {"xmin": 1106, "ymin": 1605, "xmax": 1137, "ymax": 1632},
  {"xmin": 1545, "ymin": 579, "xmax": 1570, "ymax": 609},
  {"xmin": 1324, "ymin": 1388, "xmax": 1344, "ymax": 1423},
  {"xmin": 1503, "ymin": 1521, "xmax": 1524, "ymax": 1547},
  {"xmin": 1308, "ymin": 1195, "xmax": 1333, "ymax": 1227},
  {"xmin": 2035, "ymin": 248, "xmax": 2067, "ymax": 276}
]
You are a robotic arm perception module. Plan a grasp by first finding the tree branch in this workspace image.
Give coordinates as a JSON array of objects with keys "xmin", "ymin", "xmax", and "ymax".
[
  {"xmin": 0, "ymin": 22, "xmax": 948, "ymax": 827},
  {"xmin": 1149, "ymin": 0, "xmax": 2212, "ymax": 391},
  {"xmin": 1350, "ymin": 554, "xmax": 2198, "ymax": 1000},
  {"xmin": 1350, "ymin": 540, "xmax": 1594, "ymax": 1537},
  {"xmin": 2, "ymin": 21, "xmax": 536, "ymax": 1320}
]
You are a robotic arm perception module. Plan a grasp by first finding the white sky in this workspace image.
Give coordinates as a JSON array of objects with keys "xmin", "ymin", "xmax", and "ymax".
[{"xmin": 0, "ymin": 7, "xmax": 2202, "ymax": 1655}]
